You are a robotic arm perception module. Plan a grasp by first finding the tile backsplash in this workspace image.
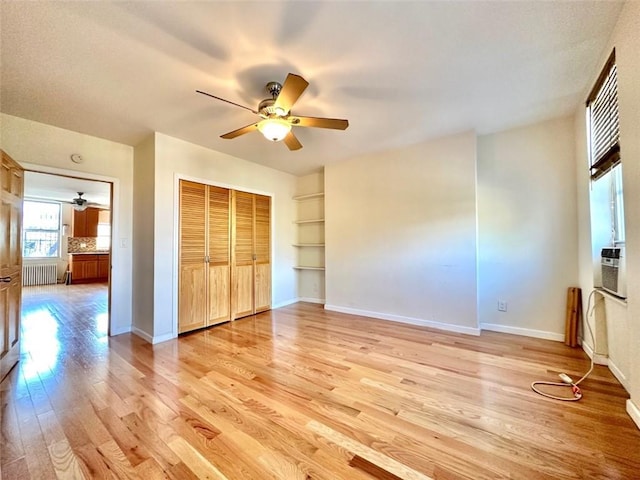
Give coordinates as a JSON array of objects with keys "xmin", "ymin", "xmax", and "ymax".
[{"xmin": 68, "ymin": 237, "xmax": 108, "ymax": 253}]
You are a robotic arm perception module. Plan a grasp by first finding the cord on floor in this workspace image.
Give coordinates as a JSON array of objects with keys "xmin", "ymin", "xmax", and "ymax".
[{"xmin": 531, "ymin": 289, "xmax": 600, "ymax": 402}]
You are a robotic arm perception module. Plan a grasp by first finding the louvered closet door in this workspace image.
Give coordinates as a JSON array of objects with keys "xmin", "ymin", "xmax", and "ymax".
[
  {"xmin": 178, "ymin": 180, "xmax": 207, "ymax": 333},
  {"xmin": 207, "ymin": 186, "xmax": 231, "ymax": 326},
  {"xmin": 254, "ymin": 194, "xmax": 271, "ymax": 313},
  {"xmin": 232, "ymin": 190, "xmax": 255, "ymax": 319}
]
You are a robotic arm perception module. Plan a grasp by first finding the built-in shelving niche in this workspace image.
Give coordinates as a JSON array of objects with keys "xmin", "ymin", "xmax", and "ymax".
[{"xmin": 293, "ymin": 173, "xmax": 325, "ymax": 303}]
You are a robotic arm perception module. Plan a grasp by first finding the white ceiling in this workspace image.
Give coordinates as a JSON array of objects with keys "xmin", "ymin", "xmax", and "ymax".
[
  {"xmin": 24, "ymin": 171, "xmax": 111, "ymax": 208},
  {"xmin": 1, "ymin": 1, "xmax": 623, "ymax": 176}
]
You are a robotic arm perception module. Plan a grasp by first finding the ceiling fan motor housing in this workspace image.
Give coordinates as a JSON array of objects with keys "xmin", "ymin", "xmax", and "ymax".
[
  {"xmin": 265, "ymin": 81, "xmax": 282, "ymax": 98},
  {"xmin": 258, "ymin": 98, "xmax": 278, "ymax": 117},
  {"xmin": 74, "ymin": 192, "xmax": 87, "ymax": 205}
]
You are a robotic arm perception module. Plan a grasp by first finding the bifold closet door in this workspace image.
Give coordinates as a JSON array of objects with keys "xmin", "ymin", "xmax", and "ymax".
[
  {"xmin": 254, "ymin": 194, "xmax": 271, "ymax": 313},
  {"xmin": 178, "ymin": 180, "xmax": 208, "ymax": 333},
  {"xmin": 231, "ymin": 191, "xmax": 255, "ymax": 319},
  {"xmin": 207, "ymin": 186, "xmax": 231, "ymax": 325},
  {"xmin": 231, "ymin": 191, "xmax": 271, "ymax": 319}
]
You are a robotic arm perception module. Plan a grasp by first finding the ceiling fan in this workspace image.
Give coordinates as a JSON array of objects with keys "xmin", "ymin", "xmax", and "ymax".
[
  {"xmin": 68, "ymin": 192, "xmax": 96, "ymax": 211},
  {"xmin": 196, "ymin": 73, "xmax": 349, "ymax": 151}
]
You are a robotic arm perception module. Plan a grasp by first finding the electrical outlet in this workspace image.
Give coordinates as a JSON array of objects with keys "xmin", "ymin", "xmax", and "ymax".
[{"xmin": 498, "ymin": 300, "xmax": 507, "ymax": 312}]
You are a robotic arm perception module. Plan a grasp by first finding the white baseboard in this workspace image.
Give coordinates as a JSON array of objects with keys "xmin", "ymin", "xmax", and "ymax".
[
  {"xmin": 608, "ymin": 358, "xmax": 629, "ymax": 391},
  {"xmin": 480, "ymin": 323, "xmax": 564, "ymax": 342},
  {"xmin": 298, "ymin": 297, "xmax": 325, "ymax": 304},
  {"xmin": 110, "ymin": 325, "xmax": 132, "ymax": 336},
  {"xmin": 627, "ymin": 399, "xmax": 640, "ymax": 430},
  {"xmin": 132, "ymin": 327, "xmax": 153, "ymax": 343},
  {"xmin": 132, "ymin": 327, "xmax": 176, "ymax": 345},
  {"xmin": 272, "ymin": 298, "xmax": 300, "ymax": 308},
  {"xmin": 273, "ymin": 297, "xmax": 325, "ymax": 308},
  {"xmin": 581, "ymin": 341, "xmax": 609, "ymax": 366},
  {"xmin": 152, "ymin": 332, "xmax": 176, "ymax": 344},
  {"xmin": 324, "ymin": 304, "xmax": 480, "ymax": 336}
]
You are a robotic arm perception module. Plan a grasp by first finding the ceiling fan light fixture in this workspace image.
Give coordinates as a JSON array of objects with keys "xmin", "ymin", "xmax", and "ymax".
[
  {"xmin": 257, "ymin": 118, "xmax": 291, "ymax": 142},
  {"xmin": 73, "ymin": 203, "xmax": 88, "ymax": 212}
]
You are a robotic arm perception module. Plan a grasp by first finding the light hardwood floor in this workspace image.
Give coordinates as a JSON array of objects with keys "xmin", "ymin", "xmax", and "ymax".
[{"xmin": 1, "ymin": 284, "xmax": 639, "ymax": 479}]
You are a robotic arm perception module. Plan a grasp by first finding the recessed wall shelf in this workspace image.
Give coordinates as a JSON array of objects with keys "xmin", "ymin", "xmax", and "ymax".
[
  {"xmin": 293, "ymin": 192, "xmax": 324, "ymax": 201},
  {"xmin": 293, "ymin": 175, "xmax": 326, "ymax": 303},
  {"xmin": 294, "ymin": 219, "xmax": 324, "ymax": 224}
]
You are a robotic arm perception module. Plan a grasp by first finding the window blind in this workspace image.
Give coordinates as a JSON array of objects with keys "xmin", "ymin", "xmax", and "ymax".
[{"xmin": 588, "ymin": 50, "xmax": 619, "ymax": 181}]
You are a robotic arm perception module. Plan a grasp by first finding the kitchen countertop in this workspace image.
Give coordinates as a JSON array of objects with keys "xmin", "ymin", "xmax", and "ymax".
[{"xmin": 68, "ymin": 251, "xmax": 110, "ymax": 255}]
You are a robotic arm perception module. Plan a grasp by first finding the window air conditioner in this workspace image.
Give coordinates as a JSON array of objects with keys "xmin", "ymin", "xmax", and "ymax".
[{"xmin": 601, "ymin": 247, "xmax": 626, "ymax": 299}]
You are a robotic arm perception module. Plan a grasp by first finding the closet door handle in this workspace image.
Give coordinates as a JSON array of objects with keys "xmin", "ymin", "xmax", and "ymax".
[{"xmin": 0, "ymin": 276, "xmax": 11, "ymax": 283}]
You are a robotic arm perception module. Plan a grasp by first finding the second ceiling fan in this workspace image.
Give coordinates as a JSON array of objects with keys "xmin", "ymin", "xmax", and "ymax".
[{"xmin": 197, "ymin": 73, "xmax": 348, "ymax": 151}]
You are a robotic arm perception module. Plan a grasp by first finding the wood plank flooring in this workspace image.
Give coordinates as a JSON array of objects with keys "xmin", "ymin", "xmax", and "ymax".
[{"xmin": 2, "ymin": 284, "xmax": 640, "ymax": 479}]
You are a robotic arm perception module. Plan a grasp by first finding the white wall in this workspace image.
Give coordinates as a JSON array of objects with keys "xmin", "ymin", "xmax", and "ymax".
[
  {"xmin": 1, "ymin": 113, "xmax": 134, "ymax": 334},
  {"xmin": 132, "ymin": 135, "xmax": 156, "ymax": 338},
  {"xmin": 324, "ymin": 131, "xmax": 478, "ymax": 334},
  {"xmin": 150, "ymin": 133, "xmax": 298, "ymax": 342},
  {"xmin": 477, "ymin": 116, "xmax": 579, "ymax": 340},
  {"xmin": 575, "ymin": 1, "xmax": 640, "ymax": 426},
  {"xmin": 615, "ymin": 3, "xmax": 640, "ymax": 424}
]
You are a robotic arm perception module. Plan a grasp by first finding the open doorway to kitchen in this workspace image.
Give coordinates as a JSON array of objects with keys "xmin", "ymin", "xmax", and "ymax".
[{"xmin": 21, "ymin": 171, "xmax": 112, "ymax": 349}]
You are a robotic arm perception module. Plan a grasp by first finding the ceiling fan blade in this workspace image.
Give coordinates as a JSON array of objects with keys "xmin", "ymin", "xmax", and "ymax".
[
  {"xmin": 196, "ymin": 90, "xmax": 258, "ymax": 115},
  {"xmin": 220, "ymin": 123, "xmax": 259, "ymax": 139},
  {"xmin": 273, "ymin": 74, "xmax": 309, "ymax": 114},
  {"xmin": 283, "ymin": 131, "xmax": 303, "ymax": 151},
  {"xmin": 292, "ymin": 116, "xmax": 349, "ymax": 130}
]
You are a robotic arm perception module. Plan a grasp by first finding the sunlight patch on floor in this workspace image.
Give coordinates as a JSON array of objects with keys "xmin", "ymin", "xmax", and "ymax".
[{"xmin": 21, "ymin": 308, "xmax": 60, "ymax": 380}]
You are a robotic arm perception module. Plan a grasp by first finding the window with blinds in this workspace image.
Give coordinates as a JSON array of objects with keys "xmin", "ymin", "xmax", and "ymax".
[
  {"xmin": 587, "ymin": 48, "xmax": 625, "ymax": 246},
  {"xmin": 587, "ymin": 50, "xmax": 619, "ymax": 181}
]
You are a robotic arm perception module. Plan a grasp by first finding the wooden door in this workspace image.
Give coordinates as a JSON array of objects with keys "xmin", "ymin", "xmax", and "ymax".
[
  {"xmin": 254, "ymin": 194, "xmax": 271, "ymax": 313},
  {"xmin": 231, "ymin": 190, "xmax": 255, "ymax": 319},
  {"xmin": 207, "ymin": 186, "xmax": 230, "ymax": 326},
  {"xmin": 178, "ymin": 180, "xmax": 208, "ymax": 333},
  {"xmin": 1, "ymin": 151, "xmax": 23, "ymax": 382}
]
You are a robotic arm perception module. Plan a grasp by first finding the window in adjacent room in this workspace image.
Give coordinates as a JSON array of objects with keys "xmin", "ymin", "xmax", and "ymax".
[
  {"xmin": 588, "ymin": 49, "xmax": 624, "ymax": 247},
  {"xmin": 96, "ymin": 209, "xmax": 111, "ymax": 250},
  {"xmin": 23, "ymin": 200, "xmax": 61, "ymax": 258}
]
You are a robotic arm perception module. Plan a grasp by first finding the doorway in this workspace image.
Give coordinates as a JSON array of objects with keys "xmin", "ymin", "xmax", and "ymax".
[{"xmin": 22, "ymin": 171, "xmax": 112, "ymax": 335}]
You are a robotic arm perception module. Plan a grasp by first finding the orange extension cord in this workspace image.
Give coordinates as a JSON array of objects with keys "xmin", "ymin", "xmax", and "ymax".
[{"xmin": 531, "ymin": 289, "xmax": 599, "ymax": 402}]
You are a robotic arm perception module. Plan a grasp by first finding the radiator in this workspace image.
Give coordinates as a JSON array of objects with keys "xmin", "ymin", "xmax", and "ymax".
[{"xmin": 23, "ymin": 264, "xmax": 58, "ymax": 286}]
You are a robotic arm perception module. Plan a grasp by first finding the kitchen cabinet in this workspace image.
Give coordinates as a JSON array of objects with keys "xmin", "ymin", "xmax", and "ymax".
[
  {"xmin": 70, "ymin": 253, "xmax": 109, "ymax": 284},
  {"xmin": 73, "ymin": 207, "xmax": 99, "ymax": 237},
  {"xmin": 98, "ymin": 255, "xmax": 110, "ymax": 279}
]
